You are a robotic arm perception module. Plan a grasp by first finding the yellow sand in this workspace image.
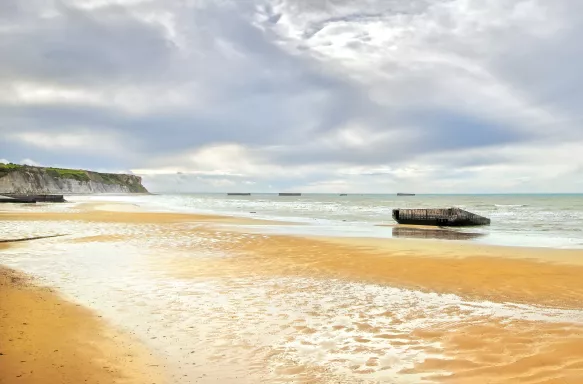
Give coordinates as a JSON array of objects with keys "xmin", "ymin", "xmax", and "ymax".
[
  {"xmin": 0, "ymin": 206, "xmax": 297, "ymax": 226},
  {"xmin": 0, "ymin": 265, "xmax": 165, "ymax": 384}
]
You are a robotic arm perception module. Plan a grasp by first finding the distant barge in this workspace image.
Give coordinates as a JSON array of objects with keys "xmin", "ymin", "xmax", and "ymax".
[
  {"xmin": 397, "ymin": 193, "xmax": 415, "ymax": 196},
  {"xmin": 279, "ymin": 193, "xmax": 301, "ymax": 196},
  {"xmin": 392, "ymin": 208, "xmax": 490, "ymax": 227}
]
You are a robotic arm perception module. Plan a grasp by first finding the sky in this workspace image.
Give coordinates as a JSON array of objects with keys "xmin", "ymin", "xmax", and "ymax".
[{"xmin": 1, "ymin": 0, "xmax": 583, "ymax": 193}]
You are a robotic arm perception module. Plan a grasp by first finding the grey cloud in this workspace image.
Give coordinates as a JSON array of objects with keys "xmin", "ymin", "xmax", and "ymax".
[
  {"xmin": 0, "ymin": 138, "xmax": 128, "ymax": 170},
  {"xmin": 488, "ymin": 23, "xmax": 583, "ymax": 131},
  {"xmin": 1, "ymin": 0, "xmax": 583, "ymax": 192},
  {"xmin": 0, "ymin": 1, "xmax": 173, "ymax": 86},
  {"xmin": 0, "ymin": 0, "xmax": 368, "ymax": 160},
  {"xmin": 262, "ymin": 106, "xmax": 531, "ymax": 168}
]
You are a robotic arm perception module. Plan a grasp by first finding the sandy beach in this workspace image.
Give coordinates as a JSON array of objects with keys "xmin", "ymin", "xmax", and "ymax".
[
  {"xmin": 1, "ymin": 202, "xmax": 583, "ymax": 383},
  {"xmin": 0, "ymin": 262, "xmax": 164, "ymax": 384}
]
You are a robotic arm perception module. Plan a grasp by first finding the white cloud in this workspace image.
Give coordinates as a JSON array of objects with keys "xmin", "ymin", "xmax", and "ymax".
[
  {"xmin": 5, "ymin": 82, "xmax": 104, "ymax": 106},
  {"xmin": 135, "ymin": 143, "xmax": 264, "ymax": 177},
  {"xmin": 135, "ymin": 143, "xmax": 323, "ymax": 180},
  {"xmin": 20, "ymin": 158, "xmax": 42, "ymax": 166},
  {"xmin": 6, "ymin": 130, "xmax": 126, "ymax": 155}
]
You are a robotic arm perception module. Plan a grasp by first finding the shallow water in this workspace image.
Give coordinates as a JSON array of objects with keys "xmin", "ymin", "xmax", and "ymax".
[
  {"xmin": 2, "ymin": 217, "xmax": 583, "ymax": 383},
  {"xmin": 62, "ymin": 193, "xmax": 583, "ymax": 249}
]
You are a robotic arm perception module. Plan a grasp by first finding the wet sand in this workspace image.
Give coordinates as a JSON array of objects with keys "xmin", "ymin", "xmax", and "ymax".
[
  {"xmin": 156, "ymin": 226, "xmax": 583, "ymax": 309},
  {"xmin": 0, "ymin": 264, "xmax": 164, "ymax": 384},
  {"xmin": 1, "ymin": 204, "xmax": 583, "ymax": 383},
  {"xmin": 0, "ymin": 203, "xmax": 300, "ymax": 226}
]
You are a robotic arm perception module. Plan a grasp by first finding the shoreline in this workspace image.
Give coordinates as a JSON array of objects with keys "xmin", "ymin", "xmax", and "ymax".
[
  {"xmin": 3, "ymin": 200, "xmax": 582, "ymax": 255},
  {"xmin": 0, "ymin": 264, "xmax": 165, "ymax": 384},
  {"xmin": 2, "ymin": 201, "xmax": 583, "ymax": 382},
  {"xmin": 0, "ymin": 200, "xmax": 583, "ymax": 253},
  {"xmin": 2, "ymin": 196, "xmax": 582, "ymax": 250},
  {"xmin": 61, "ymin": 193, "xmax": 583, "ymax": 251}
]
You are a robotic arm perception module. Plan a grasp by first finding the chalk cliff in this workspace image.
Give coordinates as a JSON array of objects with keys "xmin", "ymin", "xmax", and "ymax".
[{"xmin": 0, "ymin": 164, "xmax": 148, "ymax": 194}]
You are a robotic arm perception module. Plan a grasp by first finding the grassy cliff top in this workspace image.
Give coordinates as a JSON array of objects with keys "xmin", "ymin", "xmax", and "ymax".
[
  {"xmin": 0, "ymin": 163, "xmax": 91, "ymax": 182},
  {"xmin": 0, "ymin": 163, "xmax": 148, "ymax": 192}
]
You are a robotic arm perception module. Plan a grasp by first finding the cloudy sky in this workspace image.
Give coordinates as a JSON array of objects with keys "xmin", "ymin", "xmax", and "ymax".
[{"xmin": 1, "ymin": 0, "xmax": 582, "ymax": 193}]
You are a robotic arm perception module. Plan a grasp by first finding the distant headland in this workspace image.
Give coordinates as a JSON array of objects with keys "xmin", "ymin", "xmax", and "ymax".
[{"xmin": 0, "ymin": 163, "xmax": 148, "ymax": 194}]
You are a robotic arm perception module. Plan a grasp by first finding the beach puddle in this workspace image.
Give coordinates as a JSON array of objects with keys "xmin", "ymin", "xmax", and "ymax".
[{"xmin": 1, "ymin": 217, "xmax": 583, "ymax": 383}]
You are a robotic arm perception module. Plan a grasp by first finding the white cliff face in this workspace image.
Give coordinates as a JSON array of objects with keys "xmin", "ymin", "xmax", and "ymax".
[{"xmin": 0, "ymin": 170, "xmax": 146, "ymax": 194}]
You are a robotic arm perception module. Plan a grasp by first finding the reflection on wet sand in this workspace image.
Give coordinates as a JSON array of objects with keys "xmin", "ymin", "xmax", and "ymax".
[
  {"xmin": 414, "ymin": 318, "xmax": 583, "ymax": 383},
  {"xmin": 392, "ymin": 226, "xmax": 485, "ymax": 241},
  {"xmin": 0, "ymin": 266, "xmax": 164, "ymax": 384},
  {"xmin": 1, "ymin": 207, "xmax": 583, "ymax": 384}
]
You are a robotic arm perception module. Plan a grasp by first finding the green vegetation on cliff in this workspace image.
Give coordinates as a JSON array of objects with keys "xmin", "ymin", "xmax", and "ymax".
[
  {"xmin": 0, "ymin": 163, "xmax": 148, "ymax": 193},
  {"xmin": 0, "ymin": 163, "xmax": 23, "ymax": 177},
  {"xmin": 45, "ymin": 167, "xmax": 91, "ymax": 182}
]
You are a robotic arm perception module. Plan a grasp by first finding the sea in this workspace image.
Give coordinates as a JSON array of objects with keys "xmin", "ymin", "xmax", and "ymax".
[{"xmin": 68, "ymin": 193, "xmax": 583, "ymax": 249}]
